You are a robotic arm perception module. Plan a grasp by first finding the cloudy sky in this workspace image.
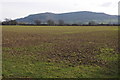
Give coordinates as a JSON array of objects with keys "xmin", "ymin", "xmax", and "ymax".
[{"xmin": 0, "ymin": 0, "xmax": 119, "ymax": 21}]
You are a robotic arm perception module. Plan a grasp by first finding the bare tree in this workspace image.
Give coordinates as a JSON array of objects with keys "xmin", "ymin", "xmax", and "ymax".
[
  {"xmin": 47, "ymin": 20, "xmax": 54, "ymax": 26},
  {"xmin": 88, "ymin": 21, "xmax": 96, "ymax": 26},
  {"xmin": 58, "ymin": 20, "xmax": 64, "ymax": 26},
  {"xmin": 34, "ymin": 20, "xmax": 41, "ymax": 25},
  {"xmin": 4, "ymin": 18, "xmax": 11, "ymax": 22},
  {"xmin": 2, "ymin": 18, "xmax": 17, "ymax": 25}
]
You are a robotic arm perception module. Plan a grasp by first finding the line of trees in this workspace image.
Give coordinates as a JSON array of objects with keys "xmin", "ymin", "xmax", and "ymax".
[
  {"xmin": 34, "ymin": 19, "xmax": 65, "ymax": 26},
  {"xmin": 33, "ymin": 19, "xmax": 119, "ymax": 26},
  {"xmin": 1, "ymin": 18, "xmax": 119, "ymax": 26},
  {"xmin": 1, "ymin": 18, "xmax": 18, "ymax": 25}
]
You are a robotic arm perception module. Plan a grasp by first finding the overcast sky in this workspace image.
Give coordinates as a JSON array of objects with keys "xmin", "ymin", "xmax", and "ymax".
[{"xmin": 0, "ymin": 0, "xmax": 119, "ymax": 21}]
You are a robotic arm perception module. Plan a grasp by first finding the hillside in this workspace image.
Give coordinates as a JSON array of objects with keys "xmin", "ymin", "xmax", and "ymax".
[{"xmin": 16, "ymin": 11, "xmax": 118, "ymax": 24}]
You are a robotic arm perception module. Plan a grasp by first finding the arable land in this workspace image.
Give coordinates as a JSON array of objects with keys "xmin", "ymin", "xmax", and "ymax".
[{"xmin": 2, "ymin": 26, "xmax": 119, "ymax": 78}]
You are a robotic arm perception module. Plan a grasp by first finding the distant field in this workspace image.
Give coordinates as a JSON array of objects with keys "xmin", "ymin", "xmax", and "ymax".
[{"xmin": 2, "ymin": 26, "xmax": 119, "ymax": 78}]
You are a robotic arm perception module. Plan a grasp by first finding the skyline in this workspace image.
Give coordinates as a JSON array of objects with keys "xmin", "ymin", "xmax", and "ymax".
[{"xmin": 0, "ymin": 0, "xmax": 119, "ymax": 21}]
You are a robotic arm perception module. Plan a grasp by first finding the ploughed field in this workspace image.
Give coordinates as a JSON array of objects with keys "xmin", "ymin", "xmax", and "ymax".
[{"xmin": 2, "ymin": 26, "xmax": 119, "ymax": 78}]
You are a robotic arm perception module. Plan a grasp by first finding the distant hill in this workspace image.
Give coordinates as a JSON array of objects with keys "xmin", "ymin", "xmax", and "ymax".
[{"xmin": 16, "ymin": 11, "xmax": 118, "ymax": 24}]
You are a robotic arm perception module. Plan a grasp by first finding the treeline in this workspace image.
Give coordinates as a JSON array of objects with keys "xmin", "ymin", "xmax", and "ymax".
[{"xmin": 1, "ymin": 18, "xmax": 119, "ymax": 26}]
